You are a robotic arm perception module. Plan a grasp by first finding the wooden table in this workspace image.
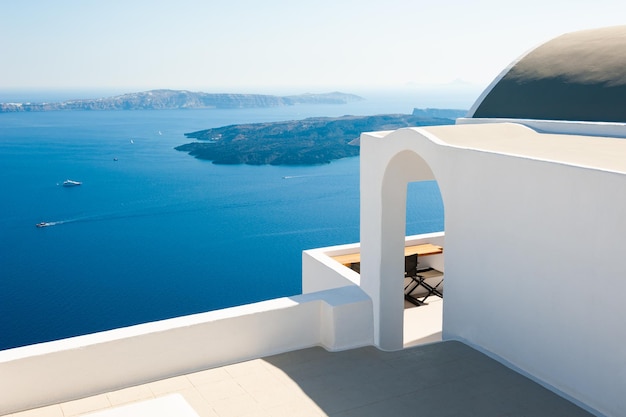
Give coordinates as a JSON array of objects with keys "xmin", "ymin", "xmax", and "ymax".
[{"xmin": 331, "ymin": 243, "xmax": 443, "ymax": 267}]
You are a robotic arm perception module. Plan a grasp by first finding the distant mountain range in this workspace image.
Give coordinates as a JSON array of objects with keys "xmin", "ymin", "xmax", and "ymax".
[
  {"xmin": 176, "ymin": 109, "xmax": 466, "ymax": 165},
  {"xmin": 0, "ymin": 89, "xmax": 364, "ymax": 112}
]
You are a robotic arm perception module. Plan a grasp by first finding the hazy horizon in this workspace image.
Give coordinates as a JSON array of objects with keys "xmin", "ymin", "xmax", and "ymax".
[
  {"xmin": 0, "ymin": 82, "xmax": 483, "ymax": 110},
  {"xmin": 2, "ymin": 1, "xmax": 626, "ymax": 93}
]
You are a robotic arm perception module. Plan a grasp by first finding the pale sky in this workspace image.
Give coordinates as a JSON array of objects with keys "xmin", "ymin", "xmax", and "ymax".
[{"xmin": 2, "ymin": 0, "xmax": 626, "ymax": 94}]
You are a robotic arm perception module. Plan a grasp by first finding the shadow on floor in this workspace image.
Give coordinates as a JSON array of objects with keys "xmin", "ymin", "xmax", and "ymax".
[{"xmin": 263, "ymin": 341, "xmax": 594, "ymax": 417}]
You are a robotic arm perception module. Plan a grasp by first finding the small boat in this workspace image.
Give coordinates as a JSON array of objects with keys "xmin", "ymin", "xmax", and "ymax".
[
  {"xmin": 36, "ymin": 222, "xmax": 51, "ymax": 228},
  {"xmin": 63, "ymin": 180, "xmax": 82, "ymax": 187}
]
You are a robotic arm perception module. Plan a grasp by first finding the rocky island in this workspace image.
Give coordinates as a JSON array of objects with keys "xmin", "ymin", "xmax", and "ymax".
[
  {"xmin": 0, "ymin": 89, "xmax": 363, "ymax": 112},
  {"xmin": 0, "ymin": 85, "xmax": 467, "ymax": 166},
  {"xmin": 175, "ymin": 109, "xmax": 466, "ymax": 165}
]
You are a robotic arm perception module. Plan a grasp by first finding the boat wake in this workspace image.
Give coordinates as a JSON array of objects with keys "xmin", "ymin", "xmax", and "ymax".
[
  {"xmin": 282, "ymin": 174, "xmax": 322, "ymax": 179},
  {"xmin": 35, "ymin": 203, "xmax": 205, "ymax": 229},
  {"xmin": 36, "ymin": 222, "xmax": 54, "ymax": 228}
]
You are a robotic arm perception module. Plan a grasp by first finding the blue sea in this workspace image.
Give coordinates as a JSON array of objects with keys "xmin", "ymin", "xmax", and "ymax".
[{"xmin": 0, "ymin": 90, "xmax": 452, "ymax": 350}]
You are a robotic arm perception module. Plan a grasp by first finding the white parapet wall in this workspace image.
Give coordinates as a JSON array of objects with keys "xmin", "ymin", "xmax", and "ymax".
[
  {"xmin": 2, "ymin": 233, "xmax": 449, "ymax": 414},
  {"xmin": 0, "ymin": 285, "xmax": 373, "ymax": 415},
  {"xmin": 303, "ymin": 232, "xmax": 445, "ymax": 295},
  {"xmin": 404, "ymin": 233, "xmax": 445, "ymax": 271},
  {"xmin": 302, "ymin": 241, "xmax": 362, "ymax": 294},
  {"xmin": 457, "ymin": 117, "xmax": 626, "ymax": 138}
]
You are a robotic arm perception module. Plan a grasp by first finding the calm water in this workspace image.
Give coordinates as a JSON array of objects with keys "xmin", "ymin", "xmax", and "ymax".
[{"xmin": 0, "ymin": 94, "xmax": 447, "ymax": 350}]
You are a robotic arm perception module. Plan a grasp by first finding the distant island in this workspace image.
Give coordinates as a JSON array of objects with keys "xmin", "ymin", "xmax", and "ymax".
[
  {"xmin": 175, "ymin": 108, "xmax": 467, "ymax": 165},
  {"xmin": 0, "ymin": 89, "xmax": 364, "ymax": 112}
]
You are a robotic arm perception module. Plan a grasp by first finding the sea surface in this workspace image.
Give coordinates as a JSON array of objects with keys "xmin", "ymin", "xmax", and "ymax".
[{"xmin": 0, "ymin": 91, "xmax": 453, "ymax": 350}]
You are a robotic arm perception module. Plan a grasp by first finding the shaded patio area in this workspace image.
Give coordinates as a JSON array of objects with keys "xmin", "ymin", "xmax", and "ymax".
[{"xmin": 263, "ymin": 341, "xmax": 594, "ymax": 417}]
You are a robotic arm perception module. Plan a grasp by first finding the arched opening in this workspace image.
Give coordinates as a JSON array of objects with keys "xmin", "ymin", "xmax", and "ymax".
[
  {"xmin": 360, "ymin": 147, "xmax": 443, "ymax": 351},
  {"xmin": 406, "ymin": 181, "xmax": 445, "ymax": 235},
  {"xmin": 403, "ymin": 180, "xmax": 445, "ymax": 347}
]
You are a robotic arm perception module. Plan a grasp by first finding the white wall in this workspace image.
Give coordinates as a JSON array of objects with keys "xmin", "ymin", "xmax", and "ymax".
[
  {"xmin": 458, "ymin": 117, "xmax": 626, "ymax": 138},
  {"xmin": 0, "ymin": 286, "xmax": 372, "ymax": 415},
  {"xmin": 302, "ymin": 242, "xmax": 361, "ymax": 294},
  {"xmin": 359, "ymin": 125, "xmax": 626, "ymax": 416},
  {"xmin": 441, "ymin": 148, "xmax": 626, "ymax": 417}
]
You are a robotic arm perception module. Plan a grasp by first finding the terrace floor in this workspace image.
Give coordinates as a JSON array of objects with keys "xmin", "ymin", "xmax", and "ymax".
[{"xmin": 3, "ymin": 302, "xmax": 595, "ymax": 417}]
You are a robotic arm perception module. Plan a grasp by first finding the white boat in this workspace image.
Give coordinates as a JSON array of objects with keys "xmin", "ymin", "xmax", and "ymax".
[
  {"xmin": 36, "ymin": 222, "xmax": 51, "ymax": 228},
  {"xmin": 63, "ymin": 180, "xmax": 82, "ymax": 187}
]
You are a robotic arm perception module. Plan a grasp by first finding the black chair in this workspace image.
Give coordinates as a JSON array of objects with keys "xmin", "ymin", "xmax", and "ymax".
[
  {"xmin": 404, "ymin": 253, "xmax": 443, "ymax": 306},
  {"xmin": 404, "ymin": 254, "xmax": 423, "ymax": 306}
]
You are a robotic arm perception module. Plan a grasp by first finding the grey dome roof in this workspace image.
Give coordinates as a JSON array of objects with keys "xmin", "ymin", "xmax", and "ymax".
[{"xmin": 470, "ymin": 26, "xmax": 626, "ymax": 123}]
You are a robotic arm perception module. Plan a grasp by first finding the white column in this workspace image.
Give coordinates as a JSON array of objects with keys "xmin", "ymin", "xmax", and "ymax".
[{"xmin": 360, "ymin": 134, "xmax": 391, "ymax": 349}]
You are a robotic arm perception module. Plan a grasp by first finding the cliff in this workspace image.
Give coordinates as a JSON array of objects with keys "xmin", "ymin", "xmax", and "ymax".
[
  {"xmin": 0, "ymin": 89, "xmax": 363, "ymax": 112},
  {"xmin": 175, "ymin": 113, "xmax": 457, "ymax": 165}
]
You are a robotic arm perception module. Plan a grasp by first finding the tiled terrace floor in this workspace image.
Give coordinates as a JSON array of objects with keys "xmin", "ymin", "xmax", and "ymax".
[
  {"xmin": 403, "ymin": 297, "xmax": 443, "ymax": 347},
  {"xmin": 4, "ymin": 300, "xmax": 595, "ymax": 417},
  {"xmin": 5, "ymin": 341, "xmax": 594, "ymax": 417}
]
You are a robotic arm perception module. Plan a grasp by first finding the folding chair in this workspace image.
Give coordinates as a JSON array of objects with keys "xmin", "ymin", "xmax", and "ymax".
[{"xmin": 404, "ymin": 253, "xmax": 443, "ymax": 306}]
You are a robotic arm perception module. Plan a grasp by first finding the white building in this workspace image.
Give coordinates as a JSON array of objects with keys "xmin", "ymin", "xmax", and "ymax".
[{"xmin": 2, "ymin": 26, "xmax": 625, "ymax": 417}]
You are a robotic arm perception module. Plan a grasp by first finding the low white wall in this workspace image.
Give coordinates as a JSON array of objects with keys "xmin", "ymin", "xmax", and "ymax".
[
  {"xmin": 303, "ymin": 233, "xmax": 445, "ymax": 295},
  {"xmin": 457, "ymin": 117, "xmax": 626, "ymax": 138},
  {"xmin": 302, "ymin": 242, "xmax": 361, "ymax": 294},
  {"xmin": 405, "ymin": 233, "xmax": 445, "ymax": 271},
  {"xmin": 0, "ymin": 286, "xmax": 372, "ymax": 415}
]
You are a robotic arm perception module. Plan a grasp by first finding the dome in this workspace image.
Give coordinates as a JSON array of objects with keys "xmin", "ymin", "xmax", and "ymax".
[{"xmin": 469, "ymin": 26, "xmax": 626, "ymax": 123}]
